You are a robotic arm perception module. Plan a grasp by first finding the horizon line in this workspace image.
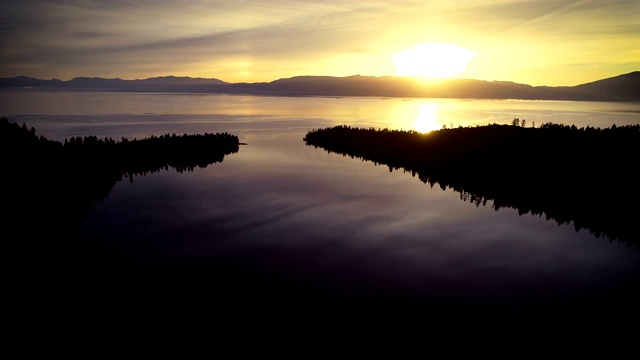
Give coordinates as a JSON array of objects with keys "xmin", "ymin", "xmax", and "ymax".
[{"xmin": 2, "ymin": 70, "xmax": 638, "ymax": 88}]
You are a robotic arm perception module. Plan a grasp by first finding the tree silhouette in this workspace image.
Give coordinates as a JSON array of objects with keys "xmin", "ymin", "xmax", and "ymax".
[
  {"xmin": 304, "ymin": 122, "xmax": 640, "ymax": 246},
  {"xmin": 1, "ymin": 116, "xmax": 242, "ymax": 270}
]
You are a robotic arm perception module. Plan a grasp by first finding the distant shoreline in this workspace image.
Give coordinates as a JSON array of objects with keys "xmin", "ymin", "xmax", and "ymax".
[
  {"xmin": 2, "ymin": 71, "xmax": 639, "ymax": 102},
  {"xmin": 2, "ymin": 88, "xmax": 639, "ymax": 104}
]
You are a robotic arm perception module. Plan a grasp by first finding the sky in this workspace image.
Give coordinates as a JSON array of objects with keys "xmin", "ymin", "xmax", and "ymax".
[{"xmin": 1, "ymin": 0, "xmax": 638, "ymax": 86}]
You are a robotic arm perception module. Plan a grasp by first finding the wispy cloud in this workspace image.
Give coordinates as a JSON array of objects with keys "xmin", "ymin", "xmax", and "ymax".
[{"xmin": 0, "ymin": 0, "xmax": 638, "ymax": 85}]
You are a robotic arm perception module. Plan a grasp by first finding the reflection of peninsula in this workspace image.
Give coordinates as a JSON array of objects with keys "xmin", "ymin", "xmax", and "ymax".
[
  {"xmin": 304, "ymin": 122, "xmax": 640, "ymax": 246},
  {"xmin": 2, "ymin": 116, "xmax": 240, "ymax": 254}
]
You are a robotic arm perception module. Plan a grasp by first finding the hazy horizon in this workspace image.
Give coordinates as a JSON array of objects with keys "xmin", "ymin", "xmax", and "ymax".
[{"xmin": 4, "ymin": 70, "xmax": 638, "ymax": 88}]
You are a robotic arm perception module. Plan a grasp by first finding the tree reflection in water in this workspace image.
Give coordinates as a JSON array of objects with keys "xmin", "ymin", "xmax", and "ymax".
[
  {"xmin": 2, "ymin": 116, "xmax": 240, "ymax": 261},
  {"xmin": 304, "ymin": 122, "xmax": 640, "ymax": 246}
]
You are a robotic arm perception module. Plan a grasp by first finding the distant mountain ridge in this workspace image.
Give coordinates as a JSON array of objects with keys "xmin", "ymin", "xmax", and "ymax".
[
  {"xmin": 1, "ymin": 71, "xmax": 638, "ymax": 101},
  {"xmin": 0, "ymin": 75, "xmax": 229, "ymax": 93}
]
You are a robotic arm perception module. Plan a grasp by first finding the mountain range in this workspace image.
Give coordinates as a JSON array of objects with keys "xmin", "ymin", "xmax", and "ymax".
[{"xmin": 1, "ymin": 72, "xmax": 638, "ymax": 101}]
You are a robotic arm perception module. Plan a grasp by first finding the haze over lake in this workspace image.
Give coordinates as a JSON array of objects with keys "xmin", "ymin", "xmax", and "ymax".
[{"xmin": 3, "ymin": 90, "xmax": 640, "ymax": 316}]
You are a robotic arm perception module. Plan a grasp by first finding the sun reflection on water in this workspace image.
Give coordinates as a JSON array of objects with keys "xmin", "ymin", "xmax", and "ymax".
[{"xmin": 416, "ymin": 104, "xmax": 440, "ymax": 132}]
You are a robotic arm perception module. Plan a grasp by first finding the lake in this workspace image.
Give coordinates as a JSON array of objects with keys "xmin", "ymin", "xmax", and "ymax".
[{"xmin": 2, "ymin": 90, "xmax": 640, "ymax": 322}]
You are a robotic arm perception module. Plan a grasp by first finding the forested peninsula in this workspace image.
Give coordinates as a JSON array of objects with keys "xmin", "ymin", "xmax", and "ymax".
[
  {"xmin": 1, "ymin": 116, "xmax": 241, "ymax": 256},
  {"xmin": 304, "ymin": 122, "xmax": 640, "ymax": 245}
]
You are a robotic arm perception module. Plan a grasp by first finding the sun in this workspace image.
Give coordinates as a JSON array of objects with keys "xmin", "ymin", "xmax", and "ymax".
[{"xmin": 393, "ymin": 42, "xmax": 476, "ymax": 78}]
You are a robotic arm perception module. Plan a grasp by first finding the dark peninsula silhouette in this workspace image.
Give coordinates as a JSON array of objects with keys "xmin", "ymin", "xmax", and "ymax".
[
  {"xmin": 2, "ymin": 71, "xmax": 638, "ymax": 101},
  {"xmin": 1, "ymin": 116, "xmax": 241, "ymax": 260},
  {"xmin": 2, "ymin": 116, "xmax": 253, "ymax": 326},
  {"xmin": 304, "ymin": 122, "xmax": 640, "ymax": 245}
]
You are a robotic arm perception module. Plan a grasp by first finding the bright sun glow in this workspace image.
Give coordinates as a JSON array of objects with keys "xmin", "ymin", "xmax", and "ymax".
[
  {"xmin": 415, "ymin": 104, "xmax": 439, "ymax": 132},
  {"xmin": 393, "ymin": 42, "xmax": 476, "ymax": 78}
]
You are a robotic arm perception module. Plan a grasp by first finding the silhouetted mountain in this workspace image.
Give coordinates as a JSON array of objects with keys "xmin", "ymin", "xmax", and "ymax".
[
  {"xmin": 0, "ymin": 75, "xmax": 65, "ymax": 87},
  {"xmin": 304, "ymin": 123, "xmax": 640, "ymax": 245},
  {"xmin": 230, "ymin": 72, "xmax": 638, "ymax": 101},
  {"xmin": 569, "ymin": 71, "xmax": 640, "ymax": 101},
  {"xmin": 0, "ymin": 75, "xmax": 228, "ymax": 92},
  {"xmin": 1, "ymin": 72, "xmax": 638, "ymax": 101}
]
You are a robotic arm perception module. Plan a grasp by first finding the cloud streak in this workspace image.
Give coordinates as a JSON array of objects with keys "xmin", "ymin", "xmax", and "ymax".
[{"xmin": 0, "ymin": 0, "xmax": 638, "ymax": 85}]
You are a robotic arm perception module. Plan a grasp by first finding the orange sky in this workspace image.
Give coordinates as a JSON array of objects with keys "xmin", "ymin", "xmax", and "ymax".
[{"xmin": 1, "ymin": 0, "xmax": 638, "ymax": 86}]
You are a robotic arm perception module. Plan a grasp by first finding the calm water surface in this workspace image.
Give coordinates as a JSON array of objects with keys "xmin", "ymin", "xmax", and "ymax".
[{"xmin": 3, "ymin": 91, "xmax": 640, "ymax": 312}]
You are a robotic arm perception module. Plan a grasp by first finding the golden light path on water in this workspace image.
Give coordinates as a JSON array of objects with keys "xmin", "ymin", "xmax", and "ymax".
[
  {"xmin": 415, "ymin": 104, "xmax": 440, "ymax": 132},
  {"xmin": 384, "ymin": 101, "xmax": 445, "ymax": 133}
]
